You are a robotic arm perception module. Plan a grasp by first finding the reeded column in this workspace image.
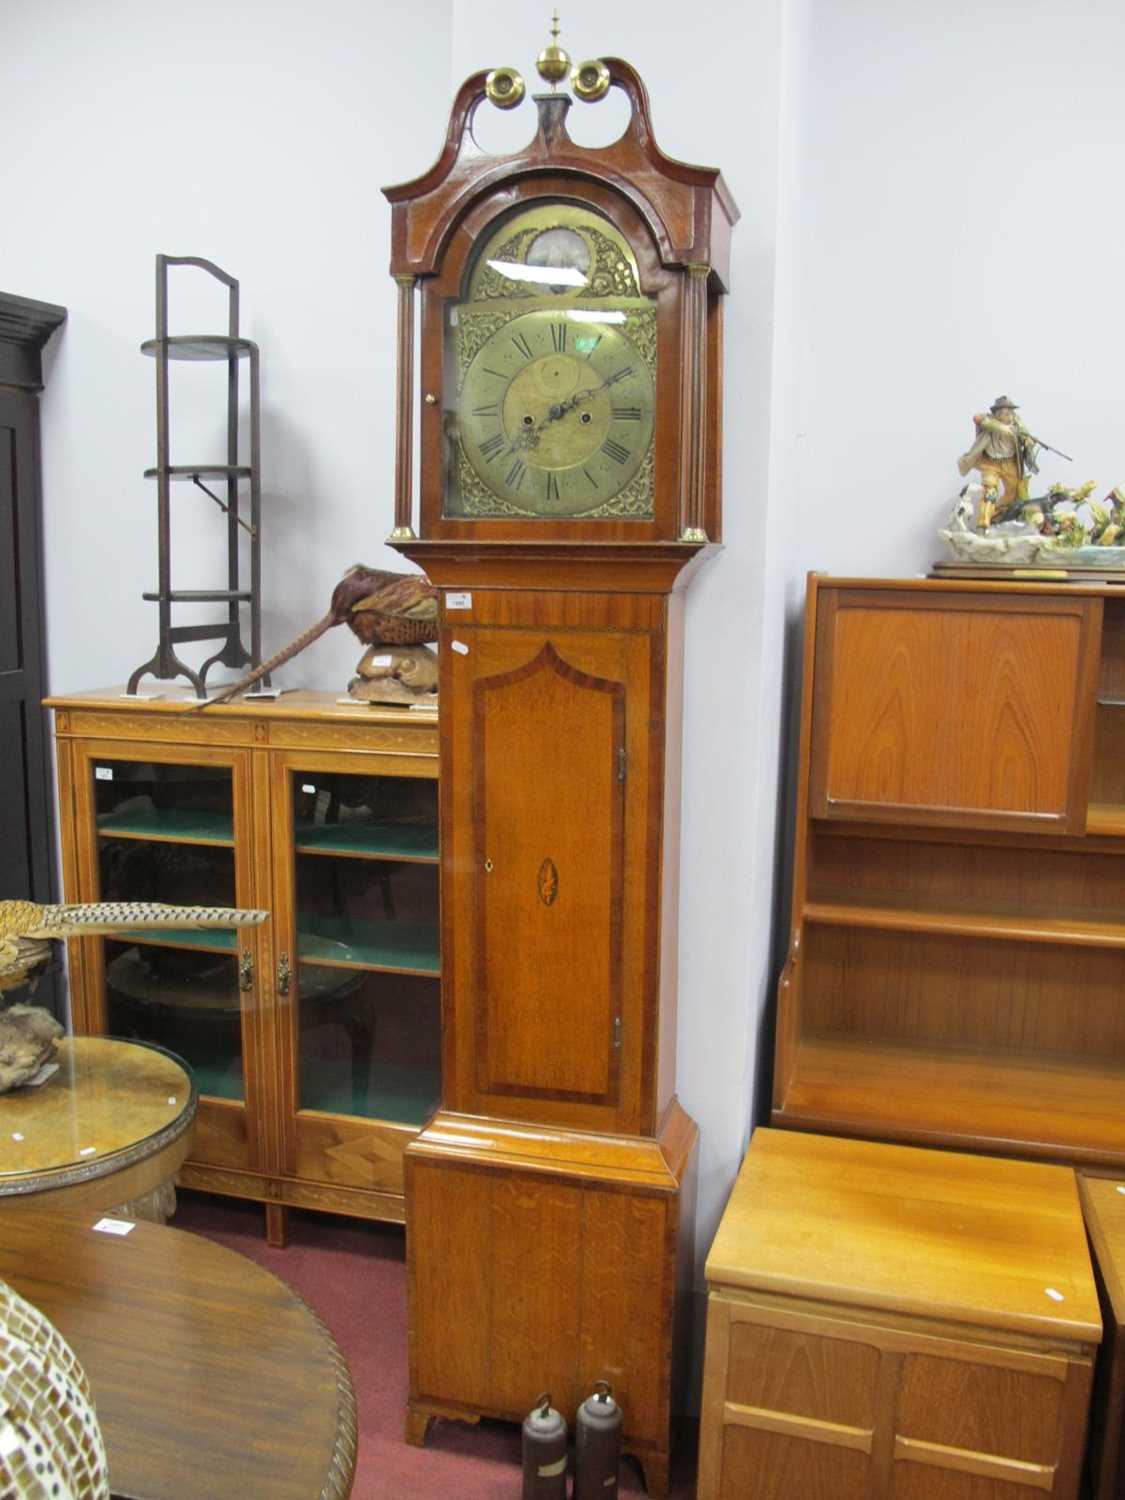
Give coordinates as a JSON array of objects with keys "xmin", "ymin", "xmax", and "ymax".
[
  {"xmin": 678, "ymin": 263, "xmax": 711, "ymax": 543},
  {"xmin": 390, "ymin": 274, "xmax": 417, "ymax": 540}
]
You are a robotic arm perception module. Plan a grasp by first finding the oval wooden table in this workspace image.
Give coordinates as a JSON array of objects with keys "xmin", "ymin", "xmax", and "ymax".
[
  {"xmin": 0, "ymin": 1036, "xmax": 196, "ymax": 1221},
  {"xmin": 0, "ymin": 1209, "xmax": 356, "ymax": 1499}
]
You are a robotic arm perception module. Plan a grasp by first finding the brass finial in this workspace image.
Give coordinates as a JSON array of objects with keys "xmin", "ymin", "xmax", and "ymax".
[{"xmin": 536, "ymin": 10, "xmax": 571, "ymax": 89}]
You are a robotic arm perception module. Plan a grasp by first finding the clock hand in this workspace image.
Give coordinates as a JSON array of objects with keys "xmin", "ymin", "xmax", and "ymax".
[{"xmin": 531, "ymin": 373, "xmax": 618, "ymax": 436}]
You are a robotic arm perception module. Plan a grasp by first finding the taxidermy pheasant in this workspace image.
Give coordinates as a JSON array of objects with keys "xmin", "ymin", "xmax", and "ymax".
[
  {"xmin": 0, "ymin": 900, "xmax": 268, "ymax": 1092},
  {"xmin": 198, "ymin": 565, "xmax": 440, "ymax": 709}
]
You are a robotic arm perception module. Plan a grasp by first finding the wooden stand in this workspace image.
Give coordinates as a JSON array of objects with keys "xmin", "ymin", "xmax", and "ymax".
[{"xmin": 698, "ymin": 1129, "xmax": 1100, "ymax": 1500}]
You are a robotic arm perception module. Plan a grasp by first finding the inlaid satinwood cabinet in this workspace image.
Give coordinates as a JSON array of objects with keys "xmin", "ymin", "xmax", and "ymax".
[
  {"xmin": 774, "ymin": 575, "xmax": 1125, "ymax": 1172},
  {"xmin": 48, "ymin": 688, "xmax": 439, "ymax": 1242}
]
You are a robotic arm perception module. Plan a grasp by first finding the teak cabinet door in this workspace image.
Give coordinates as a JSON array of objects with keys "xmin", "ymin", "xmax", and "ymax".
[
  {"xmin": 809, "ymin": 586, "xmax": 1102, "ymax": 835},
  {"xmin": 443, "ymin": 623, "xmax": 654, "ymax": 1134}
]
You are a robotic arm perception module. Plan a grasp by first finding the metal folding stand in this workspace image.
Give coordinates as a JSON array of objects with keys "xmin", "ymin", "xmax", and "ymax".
[{"xmin": 127, "ymin": 254, "xmax": 265, "ymax": 697}]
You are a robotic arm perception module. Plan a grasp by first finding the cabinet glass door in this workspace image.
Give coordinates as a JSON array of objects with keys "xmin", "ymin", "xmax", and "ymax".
[
  {"xmin": 94, "ymin": 758, "xmax": 246, "ymax": 1101},
  {"xmin": 291, "ymin": 769, "xmax": 440, "ymax": 1125}
]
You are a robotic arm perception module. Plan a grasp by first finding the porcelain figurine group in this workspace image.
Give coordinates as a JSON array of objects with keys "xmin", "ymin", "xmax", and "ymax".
[{"xmin": 942, "ymin": 396, "xmax": 1125, "ymax": 568}]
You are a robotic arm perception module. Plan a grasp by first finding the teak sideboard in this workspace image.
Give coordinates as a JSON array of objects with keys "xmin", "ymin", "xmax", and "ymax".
[
  {"xmin": 774, "ymin": 575, "xmax": 1125, "ymax": 1174},
  {"xmin": 48, "ymin": 688, "xmax": 440, "ymax": 1242}
]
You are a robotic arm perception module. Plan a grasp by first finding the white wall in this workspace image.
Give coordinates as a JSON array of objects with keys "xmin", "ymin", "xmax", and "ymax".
[
  {"xmin": 9, "ymin": 0, "xmax": 1123, "ymax": 1390},
  {"xmin": 784, "ymin": 0, "xmax": 1125, "ymax": 582}
]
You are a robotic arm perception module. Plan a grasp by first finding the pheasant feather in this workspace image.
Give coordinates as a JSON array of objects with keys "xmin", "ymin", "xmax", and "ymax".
[{"xmin": 0, "ymin": 901, "xmax": 268, "ymax": 991}]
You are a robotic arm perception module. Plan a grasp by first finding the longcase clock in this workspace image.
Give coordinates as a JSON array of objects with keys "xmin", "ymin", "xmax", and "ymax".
[{"xmin": 384, "ymin": 30, "xmax": 738, "ymax": 1497}]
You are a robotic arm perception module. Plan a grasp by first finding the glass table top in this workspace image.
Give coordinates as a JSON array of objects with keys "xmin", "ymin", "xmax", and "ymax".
[{"xmin": 0, "ymin": 1036, "xmax": 196, "ymax": 1188}]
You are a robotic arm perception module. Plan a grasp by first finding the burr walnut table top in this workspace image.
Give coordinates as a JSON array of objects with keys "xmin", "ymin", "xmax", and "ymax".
[
  {"xmin": 0, "ymin": 1209, "xmax": 356, "ymax": 1500},
  {"xmin": 707, "ymin": 1127, "xmax": 1101, "ymax": 1344},
  {"xmin": 0, "ymin": 1037, "xmax": 195, "ymax": 1206}
]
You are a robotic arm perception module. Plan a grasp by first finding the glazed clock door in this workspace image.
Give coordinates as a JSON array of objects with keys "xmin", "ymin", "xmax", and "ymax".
[
  {"xmin": 442, "ymin": 201, "xmax": 659, "ymax": 525},
  {"xmin": 444, "ymin": 609, "xmax": 658, "ymax": 1135}
]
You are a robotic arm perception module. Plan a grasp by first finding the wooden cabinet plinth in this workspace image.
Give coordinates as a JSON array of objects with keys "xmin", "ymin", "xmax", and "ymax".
[
  {"xmin": 405, "ymin": 1103, "xmax": 697, "ymax": 1499},
  {"xmin": 1079, "ymin": 1174, "xmax": 1125, "ymax": 1500},
  {"xmin": 698, "ymin": 1129, "xmax": 1100, "ymax": 1500}
]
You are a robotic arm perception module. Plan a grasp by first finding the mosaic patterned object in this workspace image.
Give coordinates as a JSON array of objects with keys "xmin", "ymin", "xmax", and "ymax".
[{"xmin": 0, "ymin": 1279, "xmax": 109, "ymax": 1498}]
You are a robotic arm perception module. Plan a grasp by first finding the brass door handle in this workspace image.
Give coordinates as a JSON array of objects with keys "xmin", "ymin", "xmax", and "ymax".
[
  {"xmin": 239, "ymin": 950, "xmax": 254, "ymax": 992},
  {"xmin": 277, "ymin": 951, "xmax": 291, "ymax": 998}
]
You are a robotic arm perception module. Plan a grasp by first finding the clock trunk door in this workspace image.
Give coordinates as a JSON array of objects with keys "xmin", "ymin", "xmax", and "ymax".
[{"xmin": 447, "ymin": 624, "xmax": 653, "ymax": 1133}]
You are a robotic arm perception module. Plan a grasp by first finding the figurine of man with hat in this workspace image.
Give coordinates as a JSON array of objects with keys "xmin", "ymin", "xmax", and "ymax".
[{"xmin": 958, "ymin": 396, "xmax": 1041, "ymax": 529}]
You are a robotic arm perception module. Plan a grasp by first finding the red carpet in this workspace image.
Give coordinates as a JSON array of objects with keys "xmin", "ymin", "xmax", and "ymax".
[{"xmin": 173, "ymin": 1192, "xmax": 697, "ymax": 1499}]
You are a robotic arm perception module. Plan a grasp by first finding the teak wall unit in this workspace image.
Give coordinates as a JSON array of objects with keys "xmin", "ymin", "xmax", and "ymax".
[
  {"xmin": 48, "ymin": 689, "xmax": 439, "ymax": 1242},
  {"xmin": 774, "ymin": 575, "xmax": 1125, "ymax": 1172}
]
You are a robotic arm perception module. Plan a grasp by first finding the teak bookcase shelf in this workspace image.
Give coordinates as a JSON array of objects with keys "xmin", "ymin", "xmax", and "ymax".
[
  {"xmin": 48, "ymin": 688, "xmax": 440, "ymax": 1243},
  {"xmin": 774, "ymin": 575, "xmax": 1125, "ymax": 1173}
]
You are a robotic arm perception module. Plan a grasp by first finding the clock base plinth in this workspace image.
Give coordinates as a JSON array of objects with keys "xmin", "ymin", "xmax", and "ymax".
[{"xmin": 404, "ymin": 1102, "xmax": 698, "ymax": 1499}]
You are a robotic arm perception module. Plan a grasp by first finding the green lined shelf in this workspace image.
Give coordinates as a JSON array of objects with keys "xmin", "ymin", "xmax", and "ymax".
[
  {"xmin": 300, "ymin": 1063, "xmax": 440, "ymax": 1127},
  {"xmin": 294, "ymin": 818, "xmax": 438, "ymax": 862},
  {"xmin": 297, "ymin": 916, "xmax": 440, "ymax": 976},
  {"xmin": 97, "ymin": 808, "xmax": 234, "ymax": 845},
  {"xmin": 115, "ymin": 928, "xmax": 240, "ymax": 955}
]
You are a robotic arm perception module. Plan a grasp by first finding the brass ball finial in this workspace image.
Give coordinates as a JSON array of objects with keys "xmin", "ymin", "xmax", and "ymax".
[{"xmin": 536, "ymin": 10, "xmax": 571, "ymax": 88}]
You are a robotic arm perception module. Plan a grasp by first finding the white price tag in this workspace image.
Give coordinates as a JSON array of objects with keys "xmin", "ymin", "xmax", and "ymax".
[
  {"xmin": 451, "ymin": 640, "xmax": 469, "ymax": 656},
  {"xmin": 93, "ymin": 1218, "xmax": 135, "ymax": 1236},
  {"xmin": 95, "ymin": 766, "xmax": 113, "ymax": 781},
  {"xmin": 446, "ymin": 591, "xmax": 472, "ymax": 610},
  {"xmin": 369, "ymin": 654, "xmax": 393, "ymax": 667}
]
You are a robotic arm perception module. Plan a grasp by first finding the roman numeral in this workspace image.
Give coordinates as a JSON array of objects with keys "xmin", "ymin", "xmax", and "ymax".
[
  {"xmin": 505, "ymin": 458, "xmax": 527, "ymax": 490},
  {"xmin": 604, "ymin": 366, "xmax": 634, "ymax": 387},
  {"xmin": 583, "ymin": 467, "xmax": 599, "ymax": 489},
  {"xmin": 550, "ymin": 323, "xmax": 567, "ymax": 353},
  {"xmin": 472, "ymin": 403, "xmax": 499, "ymax": 418},
  {"xmin": 482, "ymin": 367, "xmax": 505, "ymax": 380},
  {"xmin": 546, "ymin": 472, "xmax": 560, "ymax": 502},
  {"xmin": 612, "ymin": 405, "xmax": 643, "ymax": 421},
  {"xmin": 479, "ymin": 433, "xmax": 505, "ymax": 461},
  {"xmin": 511, "ymin": 332, "xmax": 534, "ymax": 360},
  {"xmin": 601, "ymin": 438, "xmax": 631, "ymax": 465}
]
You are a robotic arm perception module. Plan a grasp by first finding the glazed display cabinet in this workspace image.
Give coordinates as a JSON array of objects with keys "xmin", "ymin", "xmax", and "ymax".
[{"xmin": 49, "ymin": 688, "xmax": 439, "ymax": 1242}]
